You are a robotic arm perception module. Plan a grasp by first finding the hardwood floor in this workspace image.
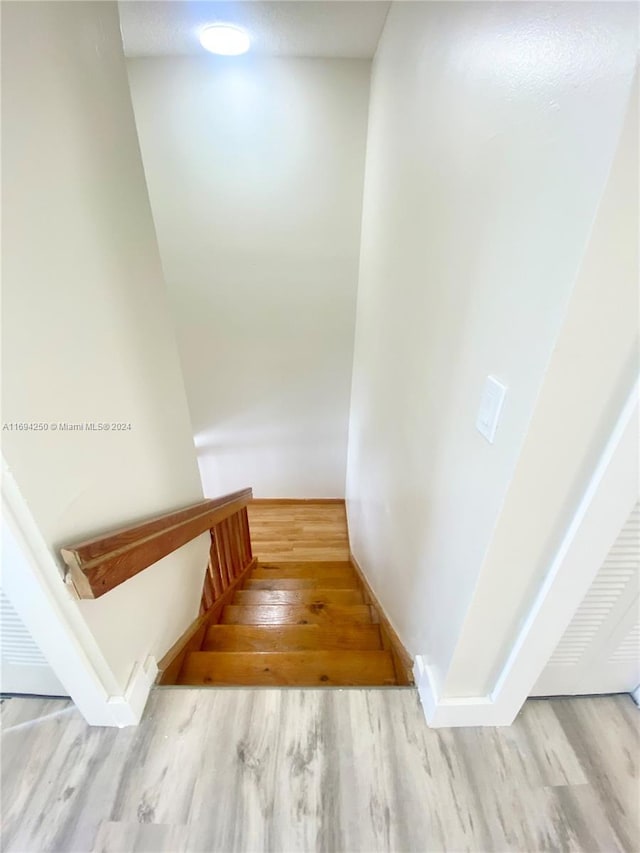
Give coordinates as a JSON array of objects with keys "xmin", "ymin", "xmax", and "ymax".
[
  {"xmin": 179, "ymin": 650, "xmax": 397, "ymax": 686},
  {"xmin": 203, "ymin": 624, "xmax": 384, "ymax": 652},
  {"xmin": 157, "ymin": 499, "xmax": 411, "ymax": 686},
  {"xmin": 173, "ymin": 554, "xmax": 405, "ymax": 686},
  {"xmin": 219, "ymin": 602, "xmax": 375, "ymax": 626},
  {"xmin": 1, "ymin": 691, "xmax": 638, "ymax": 852},
  {"xmin": 247, "ymin": 501, "xmax": 350, "ymax": 562}
]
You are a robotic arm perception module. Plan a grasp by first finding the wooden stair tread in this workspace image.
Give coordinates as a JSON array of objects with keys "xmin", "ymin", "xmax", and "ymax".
[
  {"xmin": 243, "ymin": 576, "xmax": 358, "ymax": 590},
  {"xmin": 233, "ymin": 589, "xmax": 363, "ymax": 606},
  {"xmin": 204, "ymin": 624, "xmax": 383, "ymax": 652},
  {"xmin": 255, "ymin": 560, "xmax": 352, "ymax": 569},
  {"xmin": 221, "ymin": 604, "xmax": 374, "ymax": 625},
  {"xmin": 160, "ymin": 508, "xmax": 412, "ymax": 688},
  {"xmin": 251, "ymin": 562, "xmax": 356, "ymax": 580},
  {"xmin": 178, "ymin": 650, "xmax": 396, "ymax": 686}
]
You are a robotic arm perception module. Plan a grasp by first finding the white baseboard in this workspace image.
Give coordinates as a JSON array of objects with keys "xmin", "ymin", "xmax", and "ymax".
[
  {"xmin": 107, "ymin": 655, "xmax": 158, "ymax": 727},
  {"xmin": 414, "ymin": 655, "xmax": 514, "ymax": 727}
]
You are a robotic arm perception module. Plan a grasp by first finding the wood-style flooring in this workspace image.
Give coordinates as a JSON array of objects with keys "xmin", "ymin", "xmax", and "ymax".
[
  {"xmin": 247, "ymin": 501, "xmax": 350, "ymax": 562},
  {"xmin": 175, "ymin": 560, "xmax": 399, "ymax": 686},
  {"xmin": 2, "ymin": 690, "xmax": 638, "ymax": 852}
]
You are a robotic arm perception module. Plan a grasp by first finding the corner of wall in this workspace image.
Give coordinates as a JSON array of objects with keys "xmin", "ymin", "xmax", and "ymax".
[
  {"xmin": 413, "ymin": 655, "xmax": 514, "ymax": 728},
  {"xmin": 2, "ymin": 462, "xmax": 159, "ymax": 727},
  {"xmin": 107, "ymin": 655, "xmax": 158, "ymax": 727}
]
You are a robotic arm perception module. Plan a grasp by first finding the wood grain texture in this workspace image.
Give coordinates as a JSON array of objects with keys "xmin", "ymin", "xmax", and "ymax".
[
  {"xmin": 156, "ymin": 557, "xmax": 258, "ymax": 684},
  {"xmin": 199, "ymin": 558, "xmax": 257, "ymax": 624},
  {"xmin": 204, "ymin": 624, "xmax": 383, "ymax": 652},
  {"xmin": 250, "ymin": 561, "xmax": 354, "ymax": 579},
  {"xmin": 178, "ymin": 651, "xmax": 397, "ymax": 686},
  {"xmin": 1, "ymin": 692, "xmax": 638, "ymax": 852},
  {"xmin": 202, "ymin": 507, "xmax": 253, "ymax": 614},
  {"xmin": 247, "ymin": 503, "xmax": 349, "ymax": 562},
  {"xmin": 243, "ymin": 576, "xmax": 358, "ymax": 590},
  {"xmin": 61, "ymin": 489, "xmax": 252, "ymax": 598},
  {"xmin": 221, "ymin": 604, "xmax": 374, "ymax": 625},
  {"xmin": 233, "ymin": 589, "xmax": 363, "ymax": 606}
]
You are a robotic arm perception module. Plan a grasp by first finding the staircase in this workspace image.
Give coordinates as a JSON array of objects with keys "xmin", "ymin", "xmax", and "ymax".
[
  {"xmin": 145, "ymin": 498, "xmax": 412, "ymax": 687},
  {"xmin": 61, "ymin": 491, "xmax": 411, "ymax": 687},
  {"xmin": 177, "ymin": 558, "xmax": 399, "ymax": 686}
]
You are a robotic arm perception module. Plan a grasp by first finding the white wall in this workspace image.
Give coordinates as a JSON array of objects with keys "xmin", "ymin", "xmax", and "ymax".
[
  {"xmin": 126, "ymin": 56, "xmax": 370, "ymax": 498},
  {"xmin": 445, "ymin": 73, "xmax": 639, "ymax": 698},
  {"xmin": 2, "ymin": 1, "xmax": 209, "ymax": 692},
  {"xmin": 346, "ymin": 1, "xmax": 638, "ymax": 698}
]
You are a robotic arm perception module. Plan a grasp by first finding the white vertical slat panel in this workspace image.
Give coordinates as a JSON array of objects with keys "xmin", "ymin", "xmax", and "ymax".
[
  {"xmin": 1, "ymin": 589, "xmax": 68, "ymax": 695},
  {"xmin": 532, "ymin": 501, "xmax": 640, "ymax": 696}
]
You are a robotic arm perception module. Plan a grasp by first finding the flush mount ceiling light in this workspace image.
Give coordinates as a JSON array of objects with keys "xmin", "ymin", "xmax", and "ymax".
[{"xmin": 199, "ymin": 24, "xmax": 250, "ymax": 56}]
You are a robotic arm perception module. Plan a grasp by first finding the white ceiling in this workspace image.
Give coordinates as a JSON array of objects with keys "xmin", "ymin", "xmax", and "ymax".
[{"xmin": 119, "ymin": 1, "xmax": 391, "ymax": 59}]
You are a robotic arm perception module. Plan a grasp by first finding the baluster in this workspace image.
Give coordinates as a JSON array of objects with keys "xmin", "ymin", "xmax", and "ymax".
[
  {"xmin": 203, "ymin": 571, "xmax": 214, "ymax": 611},
  {"xmin": 220, "ymin": 518, "xmax": 234, "ymax": 583},
  {"xmin": 241, "ymin": 506, "xmax": 252, "ymax": 565},
  {"xmin": 229, "ymin": 513, "xmax": 242, "ymax": 577},
  {"xmin": 213, "ymin": 524, "xmax": 229, "ymax": 589},
  {"xmin": 209, "ymin": 530, "xmax": 223, "ymax": 599}
]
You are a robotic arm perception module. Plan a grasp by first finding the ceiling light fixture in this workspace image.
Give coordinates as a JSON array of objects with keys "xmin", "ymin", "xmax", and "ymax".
[{"xmin": 199, "ymin": 24, "xmax": 250, "ymax": 56}]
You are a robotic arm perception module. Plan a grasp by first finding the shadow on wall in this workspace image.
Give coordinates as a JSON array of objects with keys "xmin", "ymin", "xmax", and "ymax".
[
  {"xmin": 125, "ymin": 56, "xmax": 370, "ymax": 500},
  {"xmin": 195, "ymin": 420, "xmax": 348, "ymax": 499},
  {"xmin": 186, "ymin": 328, "xmax": 353, "ymax": 498}
]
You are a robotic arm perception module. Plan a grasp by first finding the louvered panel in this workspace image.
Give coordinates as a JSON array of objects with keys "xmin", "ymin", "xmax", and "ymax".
[
  {"xmin": 533, "ymin": 501, "xmax": 640, "ymax": 695},
  {"xmin": 1, "ymin": 591, "xmax": 50, "ymax": 668},
  {"xmin": 545, "ymin": 501, "xmax": 638, "ymax": 669},
  {"xmin": 609, "ymin": 624, "xmax": 640, "ymax": 662}
]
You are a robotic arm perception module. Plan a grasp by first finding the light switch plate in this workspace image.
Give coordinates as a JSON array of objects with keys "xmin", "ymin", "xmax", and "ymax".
[{"xmin": 476, "ymin": 376, "xmax": 507, "ymax": 443}]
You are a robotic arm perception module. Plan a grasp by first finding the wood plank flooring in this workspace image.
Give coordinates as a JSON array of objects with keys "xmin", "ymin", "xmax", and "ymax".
[
  {"xmin": 175, "ymin": 554, "xmax": 401, "ymax": 686},
  {"xmin": 179, "ymin": 650, "xmax": 397, "ymax": 686},
  {"xmin": 220, "ymin": 603, "xmax": 375, "ymax": 626},
  {"xmin": 247, "ymin": 502, "xmax": 350, "ymax": 562},
  {"xmin": 1, "ymin": 690, "xmax": 638, "ymax": 852},
  {"xmin": 232, "ymin": 588, "xmax": 364, "ymax": 606},
  {"xmin": 250, "ymin": 560, "xmax": 354, "ymax": 578},
  {"xmin": 244, "ymin": 575, "xmax": 357, "ymax": 590},
  {"xmin": 203, "ymin": 624, "xmax": 383, "ymax": 652}
]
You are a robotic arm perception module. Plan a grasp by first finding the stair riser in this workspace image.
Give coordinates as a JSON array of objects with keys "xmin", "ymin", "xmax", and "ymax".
[
  {"xmin": 221, "ymin": 604, "xmax": 374, "ymax": 625},
  {"xmin": 251, "ymin": 567, "xmax": 357, "ymax": 580},
  {"xmin": 204, "ymin": 624, "xmax": 383, "ymax": 652},
  {"xmin": 233, "ymin": 590, "xmax": 363, "ymax": 606},
  {"xmin": 178, "ymin": 651, "xmax": 396, "ymax": 686},
  {"xmin": 243, "ymin": 577, "xmax": 358, "ymax": 590}
]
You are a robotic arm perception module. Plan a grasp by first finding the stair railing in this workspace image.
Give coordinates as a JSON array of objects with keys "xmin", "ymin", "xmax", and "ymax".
[
  {"xmin": 60, "ymin": 487, "xmax": 254, "ymax": 614},
  {"xmin": 200, "ymin": 492, "xmax": 254, "ymax": 614}
]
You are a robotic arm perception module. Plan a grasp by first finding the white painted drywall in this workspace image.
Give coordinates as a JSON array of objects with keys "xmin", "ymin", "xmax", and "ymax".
[
  {"xmin": 2, "ymin": 1, "xmax": 209, "ymax": 692},
  {"xmin": 346, "ymin": 1, "xmax": 638, "ymax": 698},
  {"xmin": 126, "ymin": 56, "xmax": 370, "ymax": 497},
  {"xmin": 445, "ymin": 74, "xmax": 639, "ymax": 698}
]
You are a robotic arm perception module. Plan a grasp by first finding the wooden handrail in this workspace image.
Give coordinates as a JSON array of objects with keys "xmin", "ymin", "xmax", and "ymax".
[
  {"xmin": 61, "ymin": 488, "xmax": 253, "ymax": 599},
  {"xmin": 156, "ymin": 498, "xmax": 257, "ymax": 684}
]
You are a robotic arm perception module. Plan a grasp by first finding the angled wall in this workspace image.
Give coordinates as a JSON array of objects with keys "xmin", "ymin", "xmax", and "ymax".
[
  {"xmin": 2, "ymin": 0, "xmax": 208, "ymax": 692},
  {"xmin": 346, "ymin": 1, "xmax": 638, "ymax": 701}
]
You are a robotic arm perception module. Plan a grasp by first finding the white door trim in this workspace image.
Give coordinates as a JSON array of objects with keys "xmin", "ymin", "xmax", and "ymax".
[
  {"xmin": 490, "ymin": 378, "xmax": 638, "ymax": 722},
  {"xmin": 1, "ymin": 460, "xmax": 156, "ymax": 726},
  {"xmin": 415, "ymin": 378, "xmax": 638, "ymax": 726}
]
